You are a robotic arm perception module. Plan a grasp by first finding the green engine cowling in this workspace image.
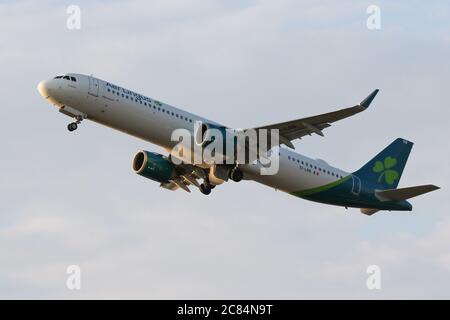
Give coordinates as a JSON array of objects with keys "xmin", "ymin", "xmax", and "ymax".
[{"xmin": 132, "ymin": 151, "xmax": 175, "ymax": 183}]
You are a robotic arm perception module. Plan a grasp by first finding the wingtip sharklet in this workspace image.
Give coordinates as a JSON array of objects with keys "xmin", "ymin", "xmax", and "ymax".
[{"xmin": 360, "ymin": 89, "xmax": 380, "ymax": 108}]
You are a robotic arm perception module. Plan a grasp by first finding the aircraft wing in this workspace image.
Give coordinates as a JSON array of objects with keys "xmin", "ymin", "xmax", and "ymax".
[{"xmin": 247, "ymin": 89, "xmax": 379, "ymax": 149}]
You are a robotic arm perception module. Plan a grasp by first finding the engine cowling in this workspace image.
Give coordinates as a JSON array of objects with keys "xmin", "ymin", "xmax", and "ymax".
[
  {"xmin": 194, "ymin": 122, "xmax": 210, "ymax": 147},
  {"xmin": 132, "ymin": 150, "xmax": 175, "ymax": 183},
  {"xmin": 194, "ymin": 122, "xmax": 238, "ymax": 166},
  {"xmin": 194, "ymin": 122, "xmax": 230, "ymax": 147}
]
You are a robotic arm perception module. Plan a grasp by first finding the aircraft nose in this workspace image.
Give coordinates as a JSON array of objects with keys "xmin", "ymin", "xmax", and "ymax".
[{"xmin": 37, "ymin": 80, "xmax": 52, "ymax": 98}]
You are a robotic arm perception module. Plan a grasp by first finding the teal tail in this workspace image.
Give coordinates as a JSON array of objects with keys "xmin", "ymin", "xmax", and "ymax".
[{"xmin": 353, "ymin": 138, "xmax": 413, "ymax": 190}]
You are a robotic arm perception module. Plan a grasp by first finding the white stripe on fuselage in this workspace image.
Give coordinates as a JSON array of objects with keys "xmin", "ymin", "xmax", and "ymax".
[{"xmin": 45, "ymin": 73, "xmax": 349, "ymax": 194}]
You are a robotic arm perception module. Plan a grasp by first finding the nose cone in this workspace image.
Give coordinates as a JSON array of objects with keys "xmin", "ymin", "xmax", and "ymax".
[{"xmin": 37, "ymin": 80, "xmax": 51, "ymax": 98}]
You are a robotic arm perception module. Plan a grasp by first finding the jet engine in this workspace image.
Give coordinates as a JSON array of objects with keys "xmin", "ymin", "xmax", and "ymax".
[
  {"xmin": 194, "ymin": 122, "xmax": 238, "ymax": 165},
  {"xmin": 194, "ymin": 122, "xmax": 231, "ymax": 147},
  {"xmin": 194, "ymin": 122, "xmax": 210, "ymax": 147},
  {"xmin": 132, "ymin": 150, "xmax": 176, "ymax": 183}
]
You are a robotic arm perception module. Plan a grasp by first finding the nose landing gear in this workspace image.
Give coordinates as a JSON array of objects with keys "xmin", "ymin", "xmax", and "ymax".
[
  {"xmin": 67, "ymin": 115, "xmax": 84, "ymax": 132},
  {"xmin": 67, "ymin": 122, "xmax": 78, "ymax": 131}
]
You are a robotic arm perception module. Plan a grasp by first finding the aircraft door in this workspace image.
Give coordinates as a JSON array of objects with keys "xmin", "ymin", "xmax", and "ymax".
[
  {"xmin": 88, "ymin": 77, "xmax": 99, "ymax": 97},
  {"xmin": 351, "ymin": 175, "xmax": 361, "ymax": 196}
]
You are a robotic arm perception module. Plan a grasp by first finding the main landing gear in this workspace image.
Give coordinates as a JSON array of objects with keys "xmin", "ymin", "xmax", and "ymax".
[
  {"xmin": 200, "ymin": 183, "xmax": 212, "ymax": 195},
  {"xmin": 199, "ymin": 167, "xmax": 243, "ymax": 195},
  {"xmin": 229, "ymin": 167, "xmax": 243, "ymax": 182},
  {"xmin": 199, "ymin": 177, "xmax": 216, "ymax": 195},
  {"xmin": 67, "ymin": 115, "xmax": 84, "ymax": 132}
]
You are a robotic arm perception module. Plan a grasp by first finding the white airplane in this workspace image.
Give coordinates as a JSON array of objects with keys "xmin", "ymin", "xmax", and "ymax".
[{"xmin": 38, "ymin": 73, "xmax": 439, "ymax": 215}]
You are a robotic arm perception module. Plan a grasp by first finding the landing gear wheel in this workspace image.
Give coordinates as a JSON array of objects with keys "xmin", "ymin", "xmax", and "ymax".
[
  {"xmin": 68, "ymin": 122, "xmax": 78, "ymax": 132},
  {"xmin": 229, "ymin": 167, "xmax": 243, "ymax": 182},
  {"xmin": 67, "ymin": 114, "xmax": 85, "ymax": 132},
  {"xmin": 200, "ymin": 183, "xmax": 212, "ymax": 195}
]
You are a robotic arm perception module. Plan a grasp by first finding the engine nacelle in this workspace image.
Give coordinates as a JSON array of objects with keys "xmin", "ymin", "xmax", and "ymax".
[
  {"xmin": 194, "ymin": 122, "xmax": 231, "ymax": 147},
  {"xmin": 132, "ymin": 150, "xmax": 175, "ymax": 183},
  {"xmin": 194, "ymin": 122, "xmax": 238, "ymax": 166},
  {"xmin": 194, "ymin": 122, "xmax": 210, "ymax": 147}
]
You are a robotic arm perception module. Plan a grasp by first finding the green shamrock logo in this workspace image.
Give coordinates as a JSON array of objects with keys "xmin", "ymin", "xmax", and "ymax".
[{"xmin": 372, "ymin": 156, "xmax": 399, "ymax": 185}]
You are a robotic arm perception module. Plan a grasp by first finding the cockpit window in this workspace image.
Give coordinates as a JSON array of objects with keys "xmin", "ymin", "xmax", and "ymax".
[{"xmin": 54, "ymin": 75, "xmax": 77, "ymax": 81}]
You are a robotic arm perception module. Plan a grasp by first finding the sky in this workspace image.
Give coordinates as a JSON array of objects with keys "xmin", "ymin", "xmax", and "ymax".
[{"xmin": 0, "ymin": 0, "xmax": 449, "ymax": 299}]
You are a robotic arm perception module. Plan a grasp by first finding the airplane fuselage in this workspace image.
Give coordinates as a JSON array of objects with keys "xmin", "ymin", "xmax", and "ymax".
[{"xmin": 37, "ymin": 73, "xmax": 415, "ymax": 212}]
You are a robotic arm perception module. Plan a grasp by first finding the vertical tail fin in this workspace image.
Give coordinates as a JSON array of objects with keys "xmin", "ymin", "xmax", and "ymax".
[{"xmin": 353, "ymin": 138, "xmax": 413, "ymax": 190}]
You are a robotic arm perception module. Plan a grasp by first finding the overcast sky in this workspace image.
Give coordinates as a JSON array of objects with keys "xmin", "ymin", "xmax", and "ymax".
[{"xmin": 0, "ymin": 0, "xmax": 449, "ymax": 299}]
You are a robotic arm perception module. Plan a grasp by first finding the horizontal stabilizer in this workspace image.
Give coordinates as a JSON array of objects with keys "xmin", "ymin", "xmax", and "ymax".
[{"xmin": 375, "ymin": 184, "xmax": 440, "ymax": 201}]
